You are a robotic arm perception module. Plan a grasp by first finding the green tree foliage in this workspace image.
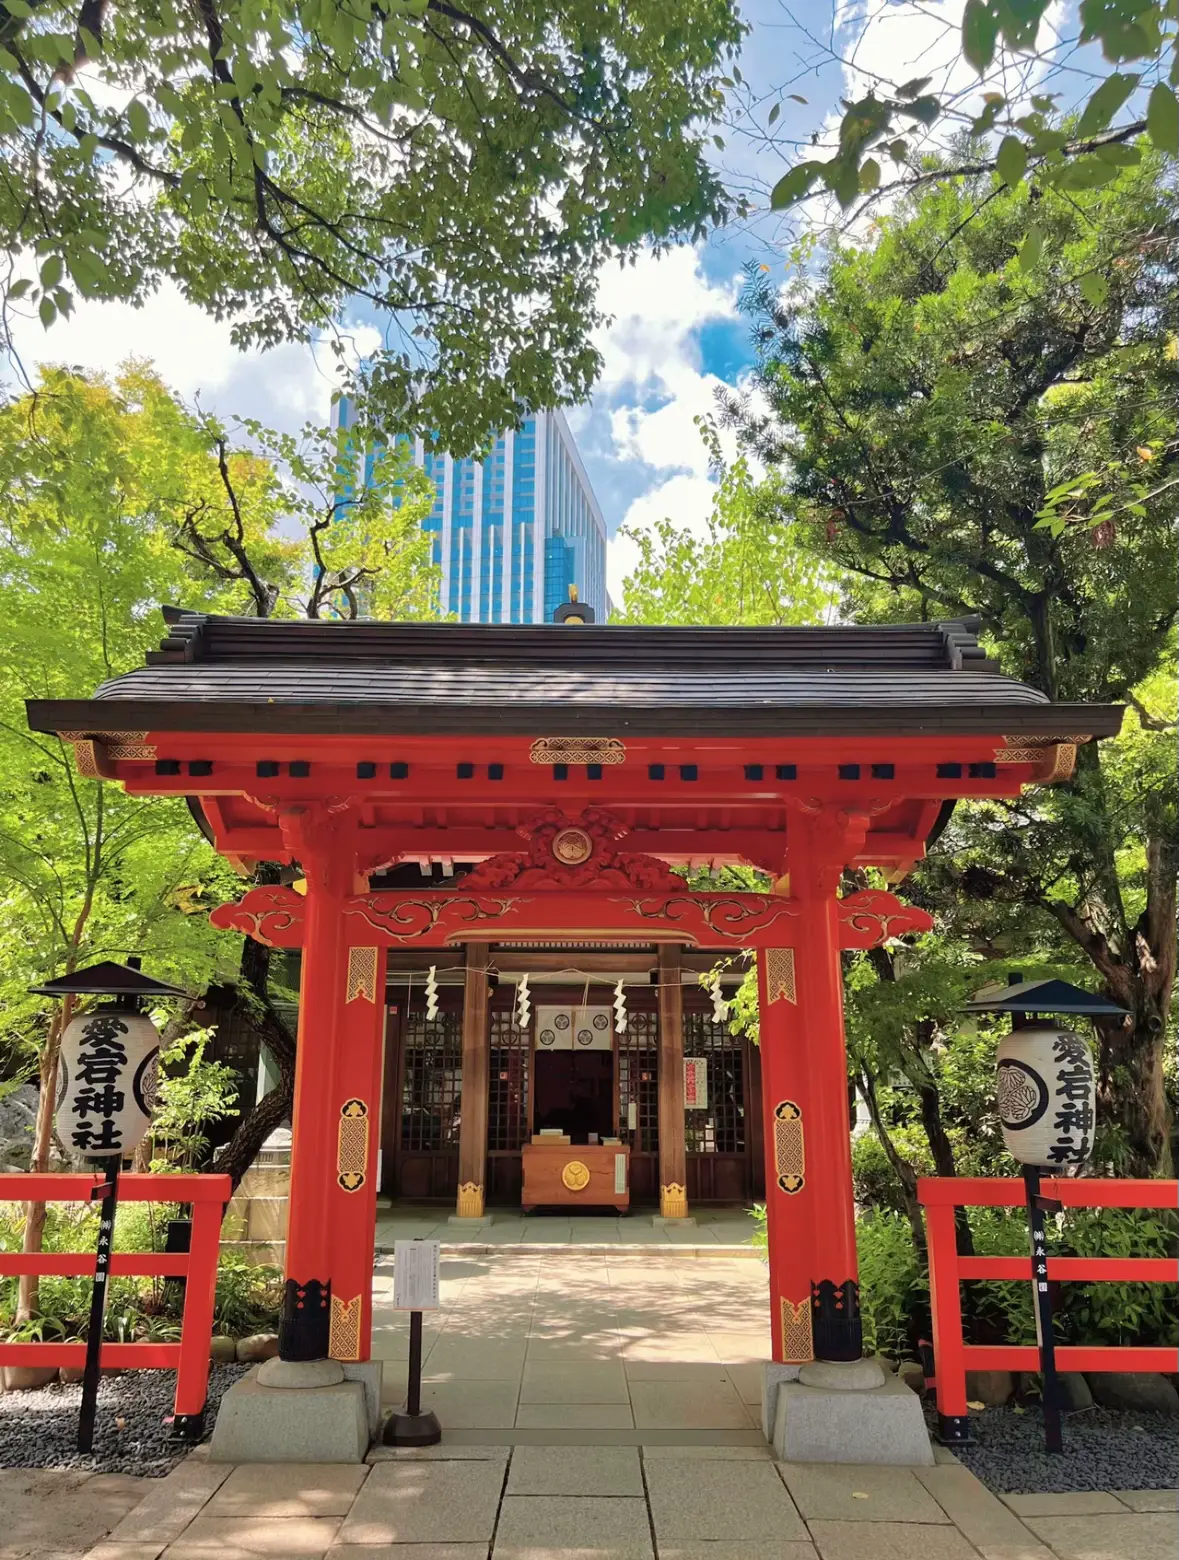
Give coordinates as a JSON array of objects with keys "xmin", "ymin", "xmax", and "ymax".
[
  {"xmin": 762, "ymin": 1, "xmax": 1177, "ymax": 236},
  {"xmin": 721, "ymin": 163, "xmax": 1177, "ymax": 1173},
  {"xmin": 0, "ymin": 0, "xmax": 743, "ymax": 450},
  {"xmin": 614, "ymin": 457, "xmax": 838, "ymax": 626},
  {"xmin": 0, "ymin": 362, "xmax": 439, "ymax": 1313}
]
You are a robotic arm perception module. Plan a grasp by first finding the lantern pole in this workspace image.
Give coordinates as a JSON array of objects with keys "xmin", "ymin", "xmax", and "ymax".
[
  {"xmin": 78, "ymin": 1156, "xmax": 120, "ymax": 1453},
  {"xmin": 1023, "ymin": 1163, "xmax": 1064, "ymax": 1455},
  {"xmin": 29, "ymin": 955, "xmax": 187, "ymax": 1457},
  {"xmin": 965, "ymin": 971, "xmax": 1127, "ymax": 1461}
]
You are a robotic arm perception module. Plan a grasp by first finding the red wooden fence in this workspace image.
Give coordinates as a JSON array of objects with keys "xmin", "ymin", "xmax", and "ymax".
[
  {"xmin": 0, "ymin": 1173, "xmax": 229, "ymax": 1438},
  {"xmin": 918, "ymin": 1175, "xmax": 1179, "ymax": 1443}
]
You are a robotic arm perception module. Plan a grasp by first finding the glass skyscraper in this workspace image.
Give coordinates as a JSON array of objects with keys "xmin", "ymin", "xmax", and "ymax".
[{"xmin": 331, "ymin": 399, "xmax": 608, "ymax": 624}]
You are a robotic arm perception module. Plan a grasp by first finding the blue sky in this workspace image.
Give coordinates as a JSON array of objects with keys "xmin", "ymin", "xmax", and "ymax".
[{"xmin": 11, "ymin": 1, "xmax": 1093, "ymax": 602}]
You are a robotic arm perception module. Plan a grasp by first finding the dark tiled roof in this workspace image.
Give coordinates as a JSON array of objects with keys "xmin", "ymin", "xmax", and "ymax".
[{"xmin": 25, "ymin": 609, "xmax": 1123, "ymax": 740}]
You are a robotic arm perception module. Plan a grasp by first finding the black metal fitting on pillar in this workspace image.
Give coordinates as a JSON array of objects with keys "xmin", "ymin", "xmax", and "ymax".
[
  {"xmin": 279, "ymin": 1278, "xmax": 331, "ymax": 1361},
  {"xmin": 810, "ymin": 1278, "xmax": 863, "ymax": 1362},
  {"xmin": 936, "ymin": 1413, "xmax": 975, "ymax": 1446},
  {"xmin": 167, "ymin": 1410, "xmax": 206, "ymax": 1443}
]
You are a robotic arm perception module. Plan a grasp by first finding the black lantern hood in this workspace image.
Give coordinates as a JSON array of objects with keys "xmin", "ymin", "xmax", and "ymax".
[
  {"xmin": 29, "ymin": 959, "xmax": 188, "ymax": 999},
  {"xmin": 964, "ymin": 977, "xmax": 1127, "ymax": 1017}
]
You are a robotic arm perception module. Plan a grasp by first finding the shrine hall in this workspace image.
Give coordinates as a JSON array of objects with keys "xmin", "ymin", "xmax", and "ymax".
[{"xmin": 26, "ymin": 604, "xmax": 1120, "ymax": 1461}]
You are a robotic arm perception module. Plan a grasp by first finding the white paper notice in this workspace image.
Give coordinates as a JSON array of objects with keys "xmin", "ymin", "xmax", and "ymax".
[
  {"xmin": 614, "ymin": 1153, "xmax": 627, "ymax": 1194},
  {"xmin": 627, "ymin": 1101, "xmax": 637, "ymax": 1130},
  {"xmin": 393, "ymin": 1239, "xmax": 441, "ymax": 1310}
]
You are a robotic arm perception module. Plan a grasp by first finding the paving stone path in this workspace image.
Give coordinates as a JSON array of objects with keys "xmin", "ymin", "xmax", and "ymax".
[
  {"xmin": 6, "ymin": 1244, "xmax": 1175, "ymax": 1560},
  {"xmin": 56, "ymin": 1443, "xmax": 1178, "ymax": 1560}
]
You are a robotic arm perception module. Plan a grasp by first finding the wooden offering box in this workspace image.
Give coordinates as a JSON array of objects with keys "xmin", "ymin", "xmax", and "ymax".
[{"xmin": 522, "ymin": 1142, "xmax": 630, "ymax": 1213}]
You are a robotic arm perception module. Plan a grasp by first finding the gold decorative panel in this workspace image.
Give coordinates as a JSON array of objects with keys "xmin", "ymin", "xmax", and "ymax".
[
  {"xmin": 660, "ymin": 1183, "xmax": 688, "ymax": 1219},
  {"xmin": 336, "ymin": 1098, "xmax": 369, "ymax": 1192},
  {"xmin": 773, "ymin": 1101, "xmax": 805, "ymax": 1194},
  {"xmin": 781, "ymin": 1297, "xmax": 814, "ymax": 1363},
  {"xmin": 529, "ymin": 737, "xmax": 626, "ymax": 766},
  {"xmin": 346, "ymin": 946, "xmax": 379, "ymax": 1004},
  {"xmin": 994, "ymin": 742, "xmax": 1077, "ymax": 782},
  {"xmin": 71, "ymin": 740, "xmax": 102, "ymax": 778},
  {"xmin": 764, "ymin": 948, "xmax": 797, "ymax": 1005},
  {"xmin": 456, "ymin": 1181, "xmax": 484, "ymax": 1219},
  {"xmin": 561, "ymin": 1160, "xmax": 591, "ymax": 1191},
  {"xmin": 329, "ymin": 1294, "xmax": 362, "ymax": 1360}
]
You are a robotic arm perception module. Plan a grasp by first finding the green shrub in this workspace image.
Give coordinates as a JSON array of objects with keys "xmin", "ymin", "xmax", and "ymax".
[
  {"xmin": 213, "ymin": 1254, "xmax": 283, "ymax": 1337},
  {"xmin": 2, "ymin": 1200, "xmax": 281, "ymax": 1342},
  {"xmin": 857, "ymin": 1210, "xmax": 929, "ymax": 1358},
  {"xmin": 851, "ymin": 1128, "xmax": 933, "ymax": 1214},
  {"xmin": 748, "ymin": 1195, "xmax": 1176, "ymax": 1362}
]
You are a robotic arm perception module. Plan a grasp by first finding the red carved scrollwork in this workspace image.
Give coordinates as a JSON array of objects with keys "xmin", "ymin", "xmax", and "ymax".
[
  {"xmin": 210, "ymin": 883, "xmax": 931, "ymax": 951},
  {"xmin": 836, "ymin": 890, "xmax": 934, "ymax": 948},
  {"xmin": 463, "ymin": 806, "xmax": 684, "ymax": 892},
  {"xmin": 210, "ymin": 886, "xmax": 306, "ymax": 947}
]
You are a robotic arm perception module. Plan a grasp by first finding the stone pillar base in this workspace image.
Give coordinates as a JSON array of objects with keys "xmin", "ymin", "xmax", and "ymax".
[
  {"xmin": 209, "ymin": 1360, "xmax": 382, "ymax": 1463},
  {"xmin": 761, "ymin": 1362, "xmax": 802, "ymax": 1441},
  {"xmin": 771, "ymin": 1362, "xmax": 933, "ymax": 1466}
]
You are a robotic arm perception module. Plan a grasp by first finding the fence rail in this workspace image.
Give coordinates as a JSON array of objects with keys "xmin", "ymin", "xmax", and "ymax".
[
  {"xmin": 0, "ymin": 1172, "xmax": 229, "ymax": 1439},
  {"xmin": 917, "ymin": 1175, "xmax": 1179, "ymax": 1444}
]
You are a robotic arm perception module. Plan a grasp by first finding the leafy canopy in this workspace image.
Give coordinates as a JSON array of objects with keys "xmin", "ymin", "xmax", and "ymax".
[
  {"xmin": 728, "ymin": 156, "xmax": 1177, "ymax": 704},
  {"xmin": 762, "ymin": 0, "xmax": 1176, "ymax": 245},
  {"xmin": 614, "ymin": 457, "xmax": 838, "ymax": 627},
  {"xmin": 0, "ymin": 0, "xmax": 743, "ymax": 451},
  {"xmin": 721, "ymin": 162, "xmax": 1177, "ymax": 1171},
  {"xmin": 0, "ymin": 361, "xmax": 439, "ymax": 1067}
]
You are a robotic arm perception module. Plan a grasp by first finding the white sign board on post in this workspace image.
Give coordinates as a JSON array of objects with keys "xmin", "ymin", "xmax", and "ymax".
[{"xmin": 393, "ymin": 1240, "xmax": 441, "ymax": 1311}]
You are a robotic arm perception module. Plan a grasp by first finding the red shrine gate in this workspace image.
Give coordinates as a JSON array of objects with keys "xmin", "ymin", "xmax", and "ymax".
[{"xmin": 27, "ymin": 611, "xmax": 1120, "ymax": 1380}]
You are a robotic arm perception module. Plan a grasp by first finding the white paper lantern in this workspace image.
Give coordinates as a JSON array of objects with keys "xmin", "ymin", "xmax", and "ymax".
[
  {"xmin": 995, "ymin": 1026, "xmax": 1095, "ymax": 1169},
  {"xmin": 56, "ymin": 1006, "xmax": 160, "ymax": 1161}
]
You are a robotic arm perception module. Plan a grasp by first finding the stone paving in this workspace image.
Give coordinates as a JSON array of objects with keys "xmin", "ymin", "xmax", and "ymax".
[
  {"xmin": 7, "ymin": 1245, "xmax": 1175, "ymax": 1560},
  {"xmin": 65, "ymin": 1444, "xmax": 1178, "ymax": 1559},
  {"xmin": 373, "ymin": 1205, "xmax": 761, "ymax": 1251},
  {"xmin": 369, "ymin": 1248, "xmax": 770, "ymax": 1433}
]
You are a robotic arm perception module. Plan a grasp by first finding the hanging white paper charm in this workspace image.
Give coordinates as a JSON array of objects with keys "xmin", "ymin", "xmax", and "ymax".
[
  {"xmin": 425, "ymin": 965, "xmax": 439, "ymax": 1021},
  {"xmin": 709, "ymin": 974, "xmax": 730, "ymax": 1024},
  {"xmin": 613, "ymin": 977, "xmax": 627, "ymax": 1034},
  {"xmin": 515, "ymin": 973, "xmax": 532, "ymax": 1031}
]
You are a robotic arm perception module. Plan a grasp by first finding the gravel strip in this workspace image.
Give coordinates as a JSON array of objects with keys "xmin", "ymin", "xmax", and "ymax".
[
  {"xmin": 0, "ymin": 1364, "xmax": 249, "ymax": 1477},
  {"xmin": 937, "ymin": 1403, "xmax": 1179, "ymax": 1493}
]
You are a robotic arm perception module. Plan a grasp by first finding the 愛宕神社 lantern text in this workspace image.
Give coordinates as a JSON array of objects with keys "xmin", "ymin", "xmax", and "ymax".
[
  {"xmin": 996, "ymin": 1027, "xmax": 1096, "ymax": 1169},
  {"xmin": 56, "ymin": 1007, "xmax": 160, "ymax": 1160}
]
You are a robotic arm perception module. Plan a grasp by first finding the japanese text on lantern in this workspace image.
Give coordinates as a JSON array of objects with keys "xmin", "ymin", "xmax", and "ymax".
[
  {"xmin": 1047, "ymin": 1031, "xmax": 1094, "ymax": 1166},
  {"xmin": 69, "ymin": 1013, "xmax": 130, "ymax": 1154}
]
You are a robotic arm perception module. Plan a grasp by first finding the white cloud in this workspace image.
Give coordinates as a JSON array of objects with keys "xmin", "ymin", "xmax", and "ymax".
[
  {"xmin": 607, "ymin": 470, "xmax": 718, "ymax": 605},
  {"xmin": 6, "ymin": 281, "xmax": 337, "ymax": 431},
  {"xmin": 593, "ymin": 245, "xmax": 738, "ymax": 397}
]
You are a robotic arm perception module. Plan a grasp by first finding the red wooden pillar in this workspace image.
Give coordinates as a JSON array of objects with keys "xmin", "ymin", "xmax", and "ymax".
[
  {"xmin": 279, "ymin": 816, "xmax": 386, "ymax": 1363},
  {"xmin": 757, "ymin": 947, "xmax": 815, "ymax": 1364},
  {"xmin": 758, "ymin": 808, "xmax": 865, "ymax": 1365}
]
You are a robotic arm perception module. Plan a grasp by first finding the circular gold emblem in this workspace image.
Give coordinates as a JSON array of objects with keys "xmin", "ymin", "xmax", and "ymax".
[
  {"xmin": 552, "ymin": 827, "xmax": 593, "ymax": 866},
  {"xmin": 561, "ymin": 1160, "xmax": 591, "ymax": 1192}
]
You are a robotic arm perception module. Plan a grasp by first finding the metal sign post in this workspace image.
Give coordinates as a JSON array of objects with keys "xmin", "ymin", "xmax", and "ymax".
[
  {"xmin": 78, "ymin": 1160, "xmax": 120, "ymax": 1453},
  {"xmin": 382, "ymin": 1238, "xmax": 442, "ymax": 1447}
]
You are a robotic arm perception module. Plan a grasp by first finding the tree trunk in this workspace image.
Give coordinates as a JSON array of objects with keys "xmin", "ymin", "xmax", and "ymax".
[
  {"xmin": 210, "ymin": 903, "xmax": 297, "ymax": 1195},
  {"xmin": 1095, "ymin": 986, "xmax": 1173, "ymax": 1177},
  {"xmin": 16, "ymin": 995, "xmax": 73, "ymax": 1322},
  {"xmin": 856, "ymin": 1066, "xmax": 926, "ymax": 1256},
  {"xmin": 912, "ymin": 1075, "xmax": 975, "ymax": 1259}
]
